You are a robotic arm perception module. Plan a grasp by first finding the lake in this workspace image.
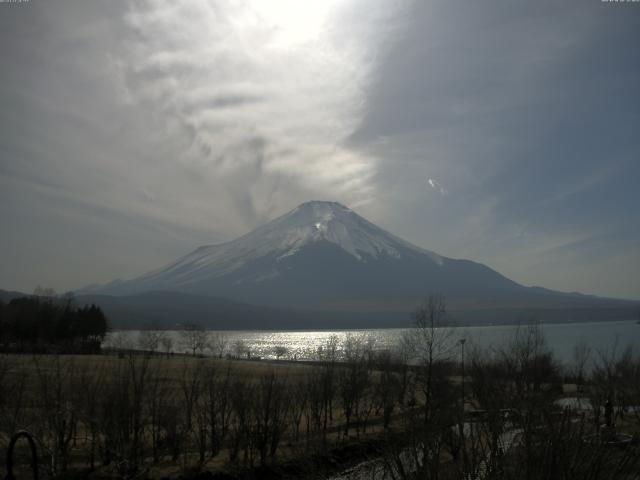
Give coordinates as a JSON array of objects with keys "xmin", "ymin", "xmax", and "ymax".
[{"xmin": 105, "ymin": 320, "xmax": 639, "ymax": 365}]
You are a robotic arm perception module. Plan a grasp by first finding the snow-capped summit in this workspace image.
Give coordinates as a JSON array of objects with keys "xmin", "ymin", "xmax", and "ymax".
[
  {"xmin": 238, "ymin": 200, "xmax": 442, "ymax": 262},
  {"xmin": 122, "ymin": 201, "xmax": 442, "ymax": 291}
]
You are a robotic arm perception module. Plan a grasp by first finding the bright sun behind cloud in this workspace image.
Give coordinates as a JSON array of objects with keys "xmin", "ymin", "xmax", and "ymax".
[
  {"xmin": 252, "ymin": 0, "xmax": 340, "ymax": 48},
  {"xmin": 114, "ymin": 0, "xmax": 403, "ymax": 231}
]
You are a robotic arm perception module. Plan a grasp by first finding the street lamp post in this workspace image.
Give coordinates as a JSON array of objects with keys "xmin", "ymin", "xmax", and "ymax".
[{"xmin": 460, "ymin": 338, "xmax": 466, "ymax": 412}]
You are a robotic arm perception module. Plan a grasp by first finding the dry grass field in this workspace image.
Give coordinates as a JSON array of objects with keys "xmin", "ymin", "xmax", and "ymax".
[
  {"xmin": 0, "ymin": 351, "xmax": 403, "ymax": 479},
  {"xmin": 2, "ymin": 323, "xmax": 639, "ymax": 480}
]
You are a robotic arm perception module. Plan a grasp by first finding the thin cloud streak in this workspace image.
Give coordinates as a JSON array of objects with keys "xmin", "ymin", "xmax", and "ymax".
[{"xmin": 113, "ymin": 0, "xmax": 405, "ymax": 219}]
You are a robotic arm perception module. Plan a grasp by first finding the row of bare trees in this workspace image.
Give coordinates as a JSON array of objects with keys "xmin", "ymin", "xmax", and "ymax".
[
  {"xmin": 1, "ymin": 296, "xmax": 639, "ymax": 479},
  {"xmin": 111, "ymin": 325, "xmax": 308, "ymax": 362},
  {"xmin": 381, "ymin": 296, "xmax": 640, "ymax": 480},
  {"xmin": 0, "ymin": 333, "xmax": 420, "ymax": 478},
  {"xmin": 107, "ymin": 324, "xmax": 229, "ymax": 359}
]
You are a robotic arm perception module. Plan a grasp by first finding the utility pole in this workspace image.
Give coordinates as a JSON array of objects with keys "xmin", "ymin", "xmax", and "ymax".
[
  {"xmin": 460, "ymin": 338, "xmax": 466, "ymax": 411},
  {"xmin": 460, "ymin": 338, "xmax": 467, "ymax": 474}
]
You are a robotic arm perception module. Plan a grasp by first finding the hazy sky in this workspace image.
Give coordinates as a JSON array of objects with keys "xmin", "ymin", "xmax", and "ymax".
[{"xmin": 1, "ymin": 0, "xmax": 639, "ymax": 300}]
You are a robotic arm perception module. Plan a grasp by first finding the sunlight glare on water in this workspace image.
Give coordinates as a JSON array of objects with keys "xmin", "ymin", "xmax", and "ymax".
[{"xmin": 105, "ymin": 320, "xmax": 640, "ymax": 365}]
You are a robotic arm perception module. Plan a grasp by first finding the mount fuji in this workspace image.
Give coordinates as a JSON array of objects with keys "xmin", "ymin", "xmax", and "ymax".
[{"xmin": 78, "ymin": 201, "xmax": 638, "ymax": 327}]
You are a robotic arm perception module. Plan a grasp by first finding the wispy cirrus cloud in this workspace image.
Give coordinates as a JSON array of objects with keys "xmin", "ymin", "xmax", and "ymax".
[
  {"xmin": 0, "ymin": 0, "xmax": 407, "ymax": 290},
  {"xmin": 111, "ymin": 0, "xmax": 407, "ymax": 222},
  {"xmin": 0, "ymin": 0, "xmax": 638, "ymax": 300},
  {"xmin": 349, "ymin": 1, "xmax": 640, "ymax": 299}
]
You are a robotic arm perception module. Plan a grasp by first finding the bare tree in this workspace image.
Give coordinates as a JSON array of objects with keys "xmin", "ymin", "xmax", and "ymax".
[
  {"xmin": 32, "ymin": 355, "xmax": 79, "ymax": 476},
  {"xmin": 138, "ymin": 329, "xmax": 166, "ymax": 355},
  {"xmin": 77, "ymin": 361, "xmax": 106, "ymax": 471},
  {"xmin": 254, "ymin": 371, "xmax": 290, "ymax": 465},
  {"xmin": 303, "ymin": 367, "xmax": 325, "ymax": 451},
  {"xmin": 630, "ymin": 350, "xmax": 640, "ymax": 427},
  {"xmin": 338, "ymin": 333, "xmax": 372, "ymax": 438},
  {"xmin": 202, "ymin": 361, "xmax": 233, "ymax": 458},
  {"xmin": 373, "ymin": 350, "xmax": 401, "ymax": 431},
  {"xmin": 590, "ymin": 341, "xmax": 636, "ymax": 425},
  {"xmin": 179, "ymin": 323, "xmax": 209, "ymax": 356},
  {"xmin": 405, "ymin": 295, "xmax": 456, "ymax": 423},
  {"xmin": 383, "ymin": 295, "xmax": 458, "ymax": 479},
  {"xmin": 570, "ymin": 339, "xmax": 592, "ymax": 393},
  {"xmin": 273, "ymin": 345, "xmax": 289, "ymax": 360},
  {"xmin": 233, "ymin": 339, "xmax": 250, "ymax": 359},
  {"xmin": 127, "ymin": 353, "xmax": 151, "ymax": 469},
  {"xmin": 0, "ymin": 355, "xmax": 28, "ymax": 449},
  {"xmin": 288, "ymin": 379, "xmax": 308, "ymax": 445},
  {"xmin": 208, "ymin": 332, "xmax": 227, "ymax": 359},
  {"xmin": 228, "ymin": 379, "xmax": 254, "ymax": 466},
  {"xmin": 106, "ymin": 330, "xmax": 134, "ymax": 353},
  {"xmin": 146, "ymin": 360, "xmax": 171, "ymax": 464},
  {"xmin": 160, "ymin": 335, "xmax": 174, "ymax": 357}
]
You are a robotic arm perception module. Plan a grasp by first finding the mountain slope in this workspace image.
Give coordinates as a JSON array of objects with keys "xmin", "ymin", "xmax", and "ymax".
[
  {"xmin": 80, "ymin": 201, "xmax": 637, "ymax": 320},
  {"xmin": 83, "ymin": 202, "xmax": 518, "ymax": 302},
  {"xmin": 106, "ymin": 200, "xmax": 444, "ymax": 292}
]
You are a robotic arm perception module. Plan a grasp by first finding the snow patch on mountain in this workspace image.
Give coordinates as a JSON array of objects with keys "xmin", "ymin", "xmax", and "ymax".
[
  {"xmin": 266, "ymin": 201, "xmax": 442, "ymax": 262},
  {"xmin": 132, "ymin": 201, "xmax": 443, "ymax": 289}
]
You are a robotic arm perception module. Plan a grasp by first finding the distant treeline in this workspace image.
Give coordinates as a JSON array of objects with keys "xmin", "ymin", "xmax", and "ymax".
[{"xmin": 0, "ymin": 295, "xmax": 108, "ymax": 353}]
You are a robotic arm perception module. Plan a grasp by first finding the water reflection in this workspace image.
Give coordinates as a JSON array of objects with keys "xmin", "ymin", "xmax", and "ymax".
[{"xmin": 103, "ymin": 320, "xmax": 639, "ymax": 364}]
